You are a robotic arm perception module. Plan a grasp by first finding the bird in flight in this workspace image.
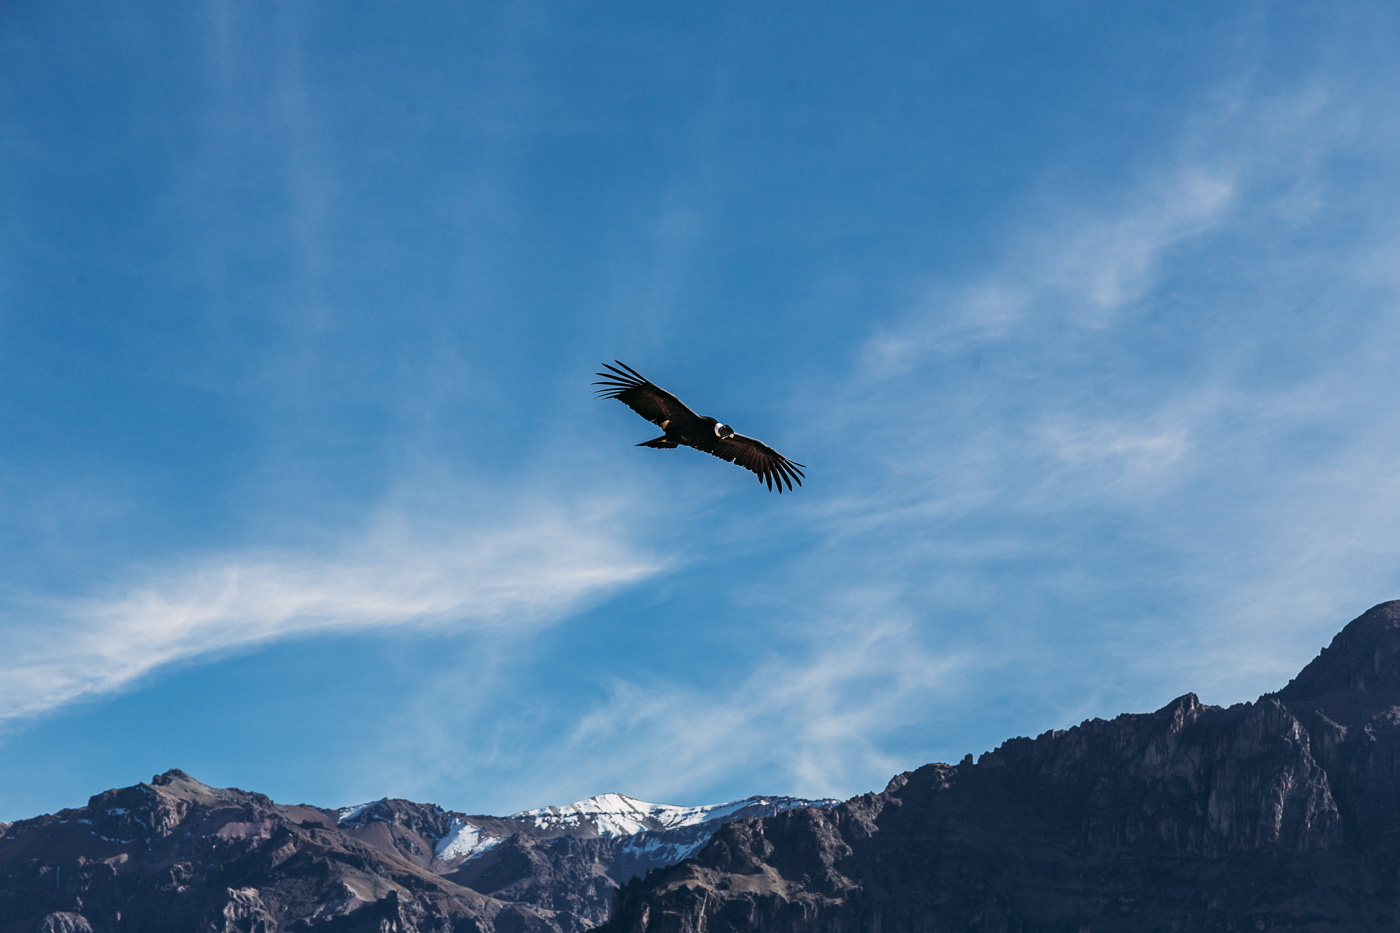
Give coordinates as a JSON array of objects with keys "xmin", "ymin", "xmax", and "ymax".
[{"xmin": 594, "ymin": 361, "xmax": 805, "ymax": 492}]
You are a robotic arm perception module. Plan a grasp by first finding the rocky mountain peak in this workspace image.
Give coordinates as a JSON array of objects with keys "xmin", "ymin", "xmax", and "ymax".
[
  {"xmin": 1275, "ymin": 600, "xmax": 1400, "ymax": 723},
  {"xmin": 149, "ymin": 768, "xmax": 200, "ymax": 787},
  {"xmin": 77, "ymin": 768, "xmax": 274, "ymax": 844}
]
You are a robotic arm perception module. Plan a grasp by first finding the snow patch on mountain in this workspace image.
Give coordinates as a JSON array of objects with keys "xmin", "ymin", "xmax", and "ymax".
[
  {"xmin": 336, "ymin": 802, "xmax": 376, "ymax": 824},
  {"xmin": 512, "ymin": 793, "xmax": 832, "ymax": 838},
  {"xmin": 435, "ymin": 819, "xmax": 502, "ymax": 863},
  {"xmin": 617, "ymin": 832, "xmax": 710, "ymax": 864}
]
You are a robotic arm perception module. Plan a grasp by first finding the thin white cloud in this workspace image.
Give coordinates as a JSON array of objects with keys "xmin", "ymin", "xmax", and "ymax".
[
  {"xmin": 1043, "ymin": 171, "xmax": 1236, "ymax": 325},
  {"xmin": 864, "ymin": 166, "xmax": 1236, "ymax": 373},
  {"xmin": 863, "ymin": 79, "xmax": 1372, "ymax": 379},
  {"xmin": 1035, "ymin": 411, "xmax": 1194, "ymax": 499},
  {"xmin": 1140, "ymin": 372, "xmax": 1400, "ymax": 700},
  {"xmin": 0, "ymin": 499, "xmax": 663, "ymax": 724},
  {"xmin": 538, "ymin": 605, "xmax": 980, "ymax": 803},
  {"xmin": 802, "ymin": 74, "xmax": 1400, "ymax": 738}
]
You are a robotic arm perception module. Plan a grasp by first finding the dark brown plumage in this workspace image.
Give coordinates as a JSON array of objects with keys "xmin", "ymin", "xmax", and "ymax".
[{"xmin": 593, "ymin": 361, "xmax": 805, "ymax": 492}]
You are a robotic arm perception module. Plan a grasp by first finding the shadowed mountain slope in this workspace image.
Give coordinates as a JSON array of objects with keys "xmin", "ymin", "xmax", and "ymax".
[{"xmin": 600, "ymin": 601, "xmax": 1400, "ymax": 933}]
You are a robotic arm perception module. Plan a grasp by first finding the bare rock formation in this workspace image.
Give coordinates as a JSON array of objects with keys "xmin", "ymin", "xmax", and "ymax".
[{"xmin": 600, "ymin": 601, "xmax": 1400, "ymax": 932}]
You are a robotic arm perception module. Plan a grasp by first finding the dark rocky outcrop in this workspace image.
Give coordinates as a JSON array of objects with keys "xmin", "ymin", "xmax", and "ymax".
[{"xmin": 600, "ymin": 601, "xmax": 1400, "ymax": 932}]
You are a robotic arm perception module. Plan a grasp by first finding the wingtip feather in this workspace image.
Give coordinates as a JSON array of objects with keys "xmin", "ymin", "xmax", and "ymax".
[{"xmin": 612, "ymin": 360, "xmax": 648, "ymax": 381}]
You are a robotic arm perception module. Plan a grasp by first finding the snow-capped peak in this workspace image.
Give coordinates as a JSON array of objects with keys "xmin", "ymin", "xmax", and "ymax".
[{"xmin": 511, "ymin": 793, "xmax": 802, "ymax": 838}]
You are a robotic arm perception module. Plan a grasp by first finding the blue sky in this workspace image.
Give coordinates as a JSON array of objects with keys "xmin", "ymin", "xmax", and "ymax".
[{"xmin": 3, "ymin": 2, "xmax": 1400, "ymax": 822}]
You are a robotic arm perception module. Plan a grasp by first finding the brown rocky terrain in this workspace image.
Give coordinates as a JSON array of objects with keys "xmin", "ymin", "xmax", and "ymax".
[
  {"xmin": 599, "ymin": 601, "xmax": 1400, "ymax": 932},
  {"xmin": 0, "ymin": 771, "xmax": 826, "ymax": 932}
]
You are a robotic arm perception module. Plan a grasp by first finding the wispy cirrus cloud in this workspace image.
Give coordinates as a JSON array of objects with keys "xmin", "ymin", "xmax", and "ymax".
[
  {"xmin": 796, "ymin": 78, "xmax": 1400, "ymax": 727},
  {"xmin": 533, "ymin": 605, "xmax": 980, "ymax": 803},
  {"xmin": 864, "ymin": 165, "xmax": 1236, "ymax": 372},
  {"xmin": 0, "ymin": 496, "xmax": 664, "ymax": 725},
  {"xmin": 863, "ymin": 82, "xmax": 1361, "ymax": 376}
]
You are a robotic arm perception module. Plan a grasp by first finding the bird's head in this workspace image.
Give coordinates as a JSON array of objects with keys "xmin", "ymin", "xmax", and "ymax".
[{"xmin": 702, "ymin": 416, "xmax": 734, "ymax": 439}]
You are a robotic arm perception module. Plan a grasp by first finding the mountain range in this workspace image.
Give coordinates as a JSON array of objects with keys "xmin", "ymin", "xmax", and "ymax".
[
  {"xmin": 7, "ymin": 600, "xmax": 1400, "ymax": 932},
  {"xmin": 0, "ymin": 774, "xmax": 831, "ymax": 932}
]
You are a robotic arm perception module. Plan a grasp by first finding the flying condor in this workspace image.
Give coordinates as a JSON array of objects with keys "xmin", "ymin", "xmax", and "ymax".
[{"xmin": 594, "ymin": 361, "xmax": 805, "ymax": 492}]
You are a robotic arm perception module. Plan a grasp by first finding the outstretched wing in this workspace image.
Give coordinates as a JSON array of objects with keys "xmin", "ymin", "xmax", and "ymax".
[
  {"xmin": 593, "ymin": 361, "xmax": 699, "ymax": 429},
  {"xmin": 705, "ymin": 433, "xmax": 806, "ymax": 492}
]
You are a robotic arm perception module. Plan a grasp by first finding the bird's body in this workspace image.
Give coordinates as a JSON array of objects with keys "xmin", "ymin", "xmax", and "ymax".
[{"xmin": 594, "ymin": 361, "xmax": 805, "ymax": 492}]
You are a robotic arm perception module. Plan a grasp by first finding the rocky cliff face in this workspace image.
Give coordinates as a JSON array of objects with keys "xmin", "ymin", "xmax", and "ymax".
[
  {"xmin": 0, "ymin": 770, "xmax": 829, "ymax": 933},
  {"xmin": 601, "ymin": 601, "xmax": 1400, "ymax": 932}
]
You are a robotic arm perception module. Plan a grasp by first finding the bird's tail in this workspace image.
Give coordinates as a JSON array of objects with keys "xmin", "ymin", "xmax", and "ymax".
[{"xmin": 637, "ymin": 436, "xmax": 679, "ymax": 448}]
